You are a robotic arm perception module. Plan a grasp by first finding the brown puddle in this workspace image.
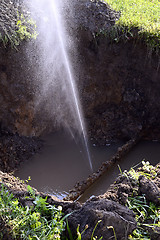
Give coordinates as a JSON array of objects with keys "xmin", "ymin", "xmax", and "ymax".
[
  {"xmin": 15, "ymin": 131, "xmax": 160, "ymax": 200},
  {"xmin": 15, "ymin": 131, "xmax": 122, "ymax": 199}
]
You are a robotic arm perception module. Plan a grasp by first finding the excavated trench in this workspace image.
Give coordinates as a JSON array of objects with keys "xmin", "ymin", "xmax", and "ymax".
[{"xmin": 0, "ymin": 0, "xmax": 160, "ymax": 239}]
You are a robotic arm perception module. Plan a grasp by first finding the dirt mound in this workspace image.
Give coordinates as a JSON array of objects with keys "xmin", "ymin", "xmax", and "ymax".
[{"xmin": 66, "ymin": 198, "xmax": 136, "ymax": 240}]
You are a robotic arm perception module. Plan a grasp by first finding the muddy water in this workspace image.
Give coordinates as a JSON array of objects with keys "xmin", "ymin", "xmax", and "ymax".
[
  {"xmin": 79, "ymin": 140, "xmax": 160, "ymax": 202},
  {"xmin": 15, "ymin": 131, "xmax": 122, "ymax": 199},
  {"xmin": 15, "ymin": 132, "xmax": 160, "ymax": 200}
]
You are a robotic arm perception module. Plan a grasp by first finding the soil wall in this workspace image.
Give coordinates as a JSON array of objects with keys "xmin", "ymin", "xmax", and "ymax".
[
  {"xmin": 79, "ymin": 36, "xmax": 160, "ymax": 144},
  {"xmin": 0, "ymin": 0, "xmax": 159, "ymax": 144}
]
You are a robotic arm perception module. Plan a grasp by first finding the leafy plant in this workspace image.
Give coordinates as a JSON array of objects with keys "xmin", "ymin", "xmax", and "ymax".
[
  {"xmin": 16, "ymin": 13, "xmax": 38, "ymax": 43},
  {"xmin": 0, "ymin": 1, "xmax": 38, "ymax": 49},
  {"xmin": 128, "ymin": 160, "xmax": 158, "ymax": 181},
  {"xmin": 0, "ymin": 184, "xmax": 65, "ymax": 239},
  {"xmin": 27, "ymin": 184, "xmax": 36, "ymax": 198}
]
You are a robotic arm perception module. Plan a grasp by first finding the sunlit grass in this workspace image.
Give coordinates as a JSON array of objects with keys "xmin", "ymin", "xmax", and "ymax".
[{"xmin": 104, "ymin": 0, "xmax": 160, "ymax": 51}]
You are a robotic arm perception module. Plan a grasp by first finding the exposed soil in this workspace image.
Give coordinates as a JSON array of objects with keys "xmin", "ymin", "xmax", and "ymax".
[
  {"xmin": 101, "ymin": 164, "xmax": 160, "ymax": 239},
  {"xmin": 0, "ymin": 170, "xmax": 136, "ymax": 240},
  {"xmin": 69, "ymin": 1, "xmax": 160, "ymax": 145},
  {"xmin": 102, "ymin": 164, "xmax": 160, "ymax": 206},
  {"xmin": 0, "ymin": 125, "xmax": 42, "ymax": 173}
]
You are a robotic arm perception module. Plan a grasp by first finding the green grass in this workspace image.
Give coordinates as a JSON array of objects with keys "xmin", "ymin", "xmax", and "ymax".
[
  {"xmin": 0, "ymin": 184, "xmax": 103, "ymax": 240},
  {"xmin": 127, "ymin": 195, "xmax": 160, "ymax": 239},
  {"xmin": 0, "ymin": 184, "xmax": 65, "ymax": 239},
  {"xmin": 122, "ymin": 161, "xmax": 160, "ymax": 239},
  {"xmin": 104, "ymin": 0, "xmax": 160, "ymax": 52}
]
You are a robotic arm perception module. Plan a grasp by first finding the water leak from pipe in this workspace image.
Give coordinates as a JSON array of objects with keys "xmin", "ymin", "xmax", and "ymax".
[
  {"xmin": 51, "ymin": 1, "xmax": 93, "ymax": 171},
  {"xmin": 29, "ymin": 0, "xmax": 93, "ymax": 170}
]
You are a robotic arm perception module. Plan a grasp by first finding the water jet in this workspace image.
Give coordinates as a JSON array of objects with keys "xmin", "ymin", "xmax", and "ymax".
[{"xmin": 29, "ymin": 0, "xmax": 93, "ymax": 170}]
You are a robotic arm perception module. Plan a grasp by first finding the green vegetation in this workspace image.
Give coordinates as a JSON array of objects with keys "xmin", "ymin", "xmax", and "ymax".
[
  {"xmin": 15, "ymin": 13, "xmax": 38, "ymax": 45},
  {"xmin": 0, "ymin": 13, "xmax": 38, "ymax": 49},
  {"xmin": 128, "ymin": 195, "xmax": 160, "ymax": 239},
  {"xmin": 0, "ymin": 0, "xmax": 38, "ymax": 49},
  {"xmin": 0, "ymin": 184, "xmax": 65, "ymax": 239},
  {"xmin": 124, "ymin": 161, "xmax": 160, "ymax": 239},
  {"xmin": 66, "ymin": 219, "xmax": 103, "ymax": 240},
  {"xmin": 127, "ymin": 160, "xmax": 158, "ymax": 181},
  {"xmin": 104, "ymin": 0, "xmax": 160, "ymax": 52},
  {"xmin": 0, "ymin": 184, "xmax": 103, "ymax": 240}
]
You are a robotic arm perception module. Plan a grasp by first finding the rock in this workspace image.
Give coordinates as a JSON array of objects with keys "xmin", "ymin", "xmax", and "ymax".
[
  {"xmin": 67, "ymin": 198, "xmax": 137, "ymax": 240},
  {"xmin": 139, "ymin": 175, "xmax": 160, "ymax": 205}
]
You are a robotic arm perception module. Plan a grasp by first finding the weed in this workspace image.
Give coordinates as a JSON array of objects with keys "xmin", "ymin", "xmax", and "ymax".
[
  {"xmin": 27, "ymin": 184, "xmax": 36, "ymax": 199},
  {"xmin": 107, "ymin": 226, "xmax": 117, "ymax": 240},
  {"xmin": 118, "ymin": 160, "xmax": 158, "ymax": 183},
  {"xmin": 123, "ymin": 161, "xmax": 160, "ymax": 239},
  {"xmin": 16, "ymin": 13, "xmax": 38, "ymax": 43},
  {"xmin": 0, "ymin": 183, "xmax": 104, "ymax": 239},
  {"xmin": 0, "ymin": 10, "xmax": 38, "ymax": 49},
  {"xmin": 0, "ymin": 184, "xmax": 65, "ymax": 239},
  {"xmin": 66, "ymin": 219, "xmax": 103, "ymax": 240},
  {"xmin": 116, "ymin": 161, "xmax": 160, "ymax": 239}
]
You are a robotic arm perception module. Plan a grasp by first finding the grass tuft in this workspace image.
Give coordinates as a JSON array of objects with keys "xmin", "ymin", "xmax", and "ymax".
[{"xmin": 104, "ymin": 0, "xmax": 160, "ymax": 52}]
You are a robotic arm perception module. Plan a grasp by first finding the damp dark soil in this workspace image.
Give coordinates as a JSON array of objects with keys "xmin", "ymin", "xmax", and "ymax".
[{"xmin": 0, "ymin": 126, "xmax": 42, "ymax": 173}]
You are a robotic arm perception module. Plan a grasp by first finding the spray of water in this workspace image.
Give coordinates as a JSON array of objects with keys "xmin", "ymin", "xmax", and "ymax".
[{"xmin": 28, "ymin": 0, "xmax": 93, "ymax": 170}]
